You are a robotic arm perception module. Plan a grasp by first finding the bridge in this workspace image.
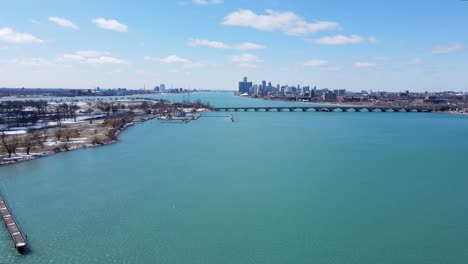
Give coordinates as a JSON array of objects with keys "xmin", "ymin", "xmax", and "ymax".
[{"xmin": 213, "ymin": 106, "xmax": 433, "ymax": 113}]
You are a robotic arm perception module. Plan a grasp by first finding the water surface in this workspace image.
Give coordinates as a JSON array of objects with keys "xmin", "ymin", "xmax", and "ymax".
[{"xmin": 1, "ymin": 93, "xmax": 468, "ymax": 263}]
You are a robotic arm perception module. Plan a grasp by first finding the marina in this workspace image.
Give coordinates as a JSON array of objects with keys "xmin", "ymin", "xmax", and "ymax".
[
  {"xmin": 157, "ymin": 109, "xmax": 201, "ymax": 123},
  {"xmin": 157, "ymin": 113, "xmax": 201, "ymax": 123}
]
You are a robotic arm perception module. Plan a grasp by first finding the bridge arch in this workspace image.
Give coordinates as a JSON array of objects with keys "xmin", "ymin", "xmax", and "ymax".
[{"xmin": 318, "ymin": 107, "xmax": 331, "ymax": 112}]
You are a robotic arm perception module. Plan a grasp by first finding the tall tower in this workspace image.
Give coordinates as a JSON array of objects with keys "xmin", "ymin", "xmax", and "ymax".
[{"xmin": 239, "ymin": 77, "xmax": 252, "ymax": 94}]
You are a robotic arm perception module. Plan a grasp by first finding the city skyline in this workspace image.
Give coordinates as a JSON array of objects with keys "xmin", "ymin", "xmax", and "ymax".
[{"xmin": 1, "ymin": 0, "xmax": 468, "ymax": 91}]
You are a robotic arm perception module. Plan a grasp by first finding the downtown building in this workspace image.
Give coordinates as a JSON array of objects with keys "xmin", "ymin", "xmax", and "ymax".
[{"xmin": 238, "ymin": 77, "xmax": 253, "ymax": 94}]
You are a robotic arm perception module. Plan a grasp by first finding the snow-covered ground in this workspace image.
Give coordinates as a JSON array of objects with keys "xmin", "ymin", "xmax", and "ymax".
[
  {"xmin": 2, "ymin": 130, "xmax": 27, "ymax": 135},
  {"xmin": 2, "ymin": 115, "xmax": 107, "ymax": 131},
  {"xmin": 43, "ymin": 138, "xmax": 89, "ymax": 146},
  {"xmin": 68, "ymin": 140, "xmax": 87, "ymax": 144},
  {"xmin": 46, "ymin": 115, "xmax": 106, "ymax": 126},
  {"xmin": 4, "ymin": 125, "xmax": 46, "ymax": 131},
  {"xmin": 69, "ymin": 137, "xmax": 88, "ymax": 141},
  {"xmin": 1, "ymin": 152, "xmax": 47, "ymax": 161}
]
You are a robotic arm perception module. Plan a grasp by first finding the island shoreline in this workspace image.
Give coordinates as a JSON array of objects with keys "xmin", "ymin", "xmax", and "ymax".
[{"xmin": 0, "ymin": 115, "xmax": 157, "ymax": 167}]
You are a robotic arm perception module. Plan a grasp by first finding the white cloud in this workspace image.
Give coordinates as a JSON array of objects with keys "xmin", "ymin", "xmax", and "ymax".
[
  {"xmin": 92, "ymin": 18, "xmax": 128, "ymax": 32},
  {"xmin": 430, "ymin": 43, "xmax": 464, "ymax": 54},
  {"xmin": 222, "ymin": 9, "xmax": 339, "ymax": 36},
  {"xmin": 85, "ymin": 57, "xmax": 128, "ymax": 65},
  {"xmin": 31, "ymin": 19, "xmax": 41, "ymax": 25},
  {"xmin": 160, "ymin": 55, "xmax": 191, "ymax": 63},
  {"xmin": 322, "ymin": 66, "xmax": 342, "ymax": 72},
  {"xmin": 408, "ymin": 58, "xmax": 424, "ymax": 65},
  {"xmin": 0, "ymin": 27, "xmax": 43, "ymax": 44},
  {"xmin": 234, "ymin": 42, "xmax": 265, "ymax": 50},
  {"xmin": 188, "ymin": 38, "xmax": 229, "ymax": 49},
  {"xmin": 371, "ymin": 56, "xmax": 391, "ymax": 61},
  {"xmin": 194, "ymin": 0, "xmax": 222, "ymax": 4},
  {"xmin": 311, "ymin": 34, "xmax": 364, "ymax": 45},
  {"xmin": 368, "ymin": 36, "xmax": 379, "ymax": 44},
  {"xmin": 353, "ymin": 62, "xmax": 376, "ymax": 68},
  {"xmin": 75, "ymin": 50, "xmax": 108, "ymax": 57},
  {"xmin": 143, "ymin": 56, "xmax": 157, "ymax": 61},
  {"xmin": 231, "ymin": 53, "xmax": 261, "ymax": 67},
  {"xmin": 303, "ymin": 59, "xmax": 329, "ymax": 67},
  {"xmin": 60, "ymin": 50, "xmax": 128, "ymax": 64},
  {"xmin": 188, "ymin": 38, "xmax": 265, "ymax": 50},
  {"xmin": 13, "ymin": 58, "xmax": 52, "ymax": 66},
  {"xmin": 158, "ymin": 55, "xmax": 202, "ymax": 69},
  {"xmin": 231, "ymin": 53, "xmax": 261, "ymax": 63},
  {"xmin": 48, "ymin": 17, "xmax": 79, "ymax": 30}
]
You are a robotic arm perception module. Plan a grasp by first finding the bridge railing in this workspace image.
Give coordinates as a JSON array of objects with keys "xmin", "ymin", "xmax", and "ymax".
[{"xmin": 213, "ymin": 106, "xmax": 432, "ymax": 112}]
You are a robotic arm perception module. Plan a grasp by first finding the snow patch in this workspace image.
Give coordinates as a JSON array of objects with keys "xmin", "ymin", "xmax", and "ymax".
[{"xmin": 2, "ymin": 130, "xmax": 27, "ymax": 135}]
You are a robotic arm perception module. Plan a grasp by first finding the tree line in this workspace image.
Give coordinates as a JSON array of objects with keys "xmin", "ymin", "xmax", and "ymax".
[
  {"xmin": 1, "ymin": 131, "xmax": 48, "ymax": 158},
  {"xmin": 0, "ymin": 100, "xmax": 79, "ymax": 128}
]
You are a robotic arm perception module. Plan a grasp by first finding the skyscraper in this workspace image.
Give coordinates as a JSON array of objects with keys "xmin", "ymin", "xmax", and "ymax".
[
  {"xmin": 238, "ymin": 77, "xmax": 252, "ymax": 94},
  {"xmin": 333, "ymin": 89, "xmax": 346, "ymax": 96}
]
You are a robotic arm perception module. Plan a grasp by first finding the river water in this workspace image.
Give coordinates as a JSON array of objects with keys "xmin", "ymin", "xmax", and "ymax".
[{"xmin": 1, "ymin": 92, "xmax": 468, "ymax": 263}]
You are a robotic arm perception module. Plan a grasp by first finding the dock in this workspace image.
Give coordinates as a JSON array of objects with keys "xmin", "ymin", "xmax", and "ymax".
[{"xmin": 0, "ymin": 193, "xmax": 27, "ymax": 251}]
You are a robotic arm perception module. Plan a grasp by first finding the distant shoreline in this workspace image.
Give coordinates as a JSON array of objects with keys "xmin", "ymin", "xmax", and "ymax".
[
  {"xmin": 0, "ymin": 91, "xmax": 234, "ymax": 101},
  {"xmin": 238, "ymin": 95, "xmax": 468, "ymax": 115}
]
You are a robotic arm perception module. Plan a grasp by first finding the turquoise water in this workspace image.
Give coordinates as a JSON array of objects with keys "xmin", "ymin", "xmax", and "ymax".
[{"xmin": 1, "ymin": 93, "xmax": 468, "ymax": 263}]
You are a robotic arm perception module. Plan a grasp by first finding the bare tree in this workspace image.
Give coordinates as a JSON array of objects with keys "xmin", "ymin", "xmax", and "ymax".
[
  {"xmin": 104, "ymin": 118, "xmax": 124, "ymax": 129},
  {"xmin": 98, "ymin": 102, "xmax": 112, "ymax": 116},
  {"xmin": 111, "ymin": 104, "xmax": 120, "ymax": 114},
  {"xmin": 63, "ymin": 129, "xmax": 79, "ymax": 142},
  {"xmin": 55, "ymin": 129, "xmax": 64, "ymax": 141},
  {"xmin": 21, "ymin": 133, "xmax": 36, "ymax": 155},
  {"xmin": 53, "ymin": 107, "xmax": 64, "ymax": 127},
  {"xmin": 69, "ymin": 103, "xmax": 80, "ymax": 122},
  {"xmin": 106, "ymin": 129, "xmax": 118, "ymax": 141},
  {"xmin": 91, "ymin": 136, "xmax": 103, "ymax": 145},
  {"xmin": 140, "ymin": 101, "xmax": 150, "ymax": 112},
  {"xmin": 1, "ymin": 132, "xmax": 19, "ymax": 158},
  {"xmin": 32, "ymin": 130, "xmax": 47, "ymax": 150}
]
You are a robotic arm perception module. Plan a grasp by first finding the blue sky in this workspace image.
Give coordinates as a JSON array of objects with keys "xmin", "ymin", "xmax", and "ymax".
[{"xmin": 0, "ymin": 0, "xmax": 467, "ymax": 91}]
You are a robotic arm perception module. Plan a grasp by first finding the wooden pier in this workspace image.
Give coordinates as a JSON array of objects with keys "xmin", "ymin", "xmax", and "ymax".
[{"xmin": 0, "ymin": 193, "xmax": 27, "ymax": 251}]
